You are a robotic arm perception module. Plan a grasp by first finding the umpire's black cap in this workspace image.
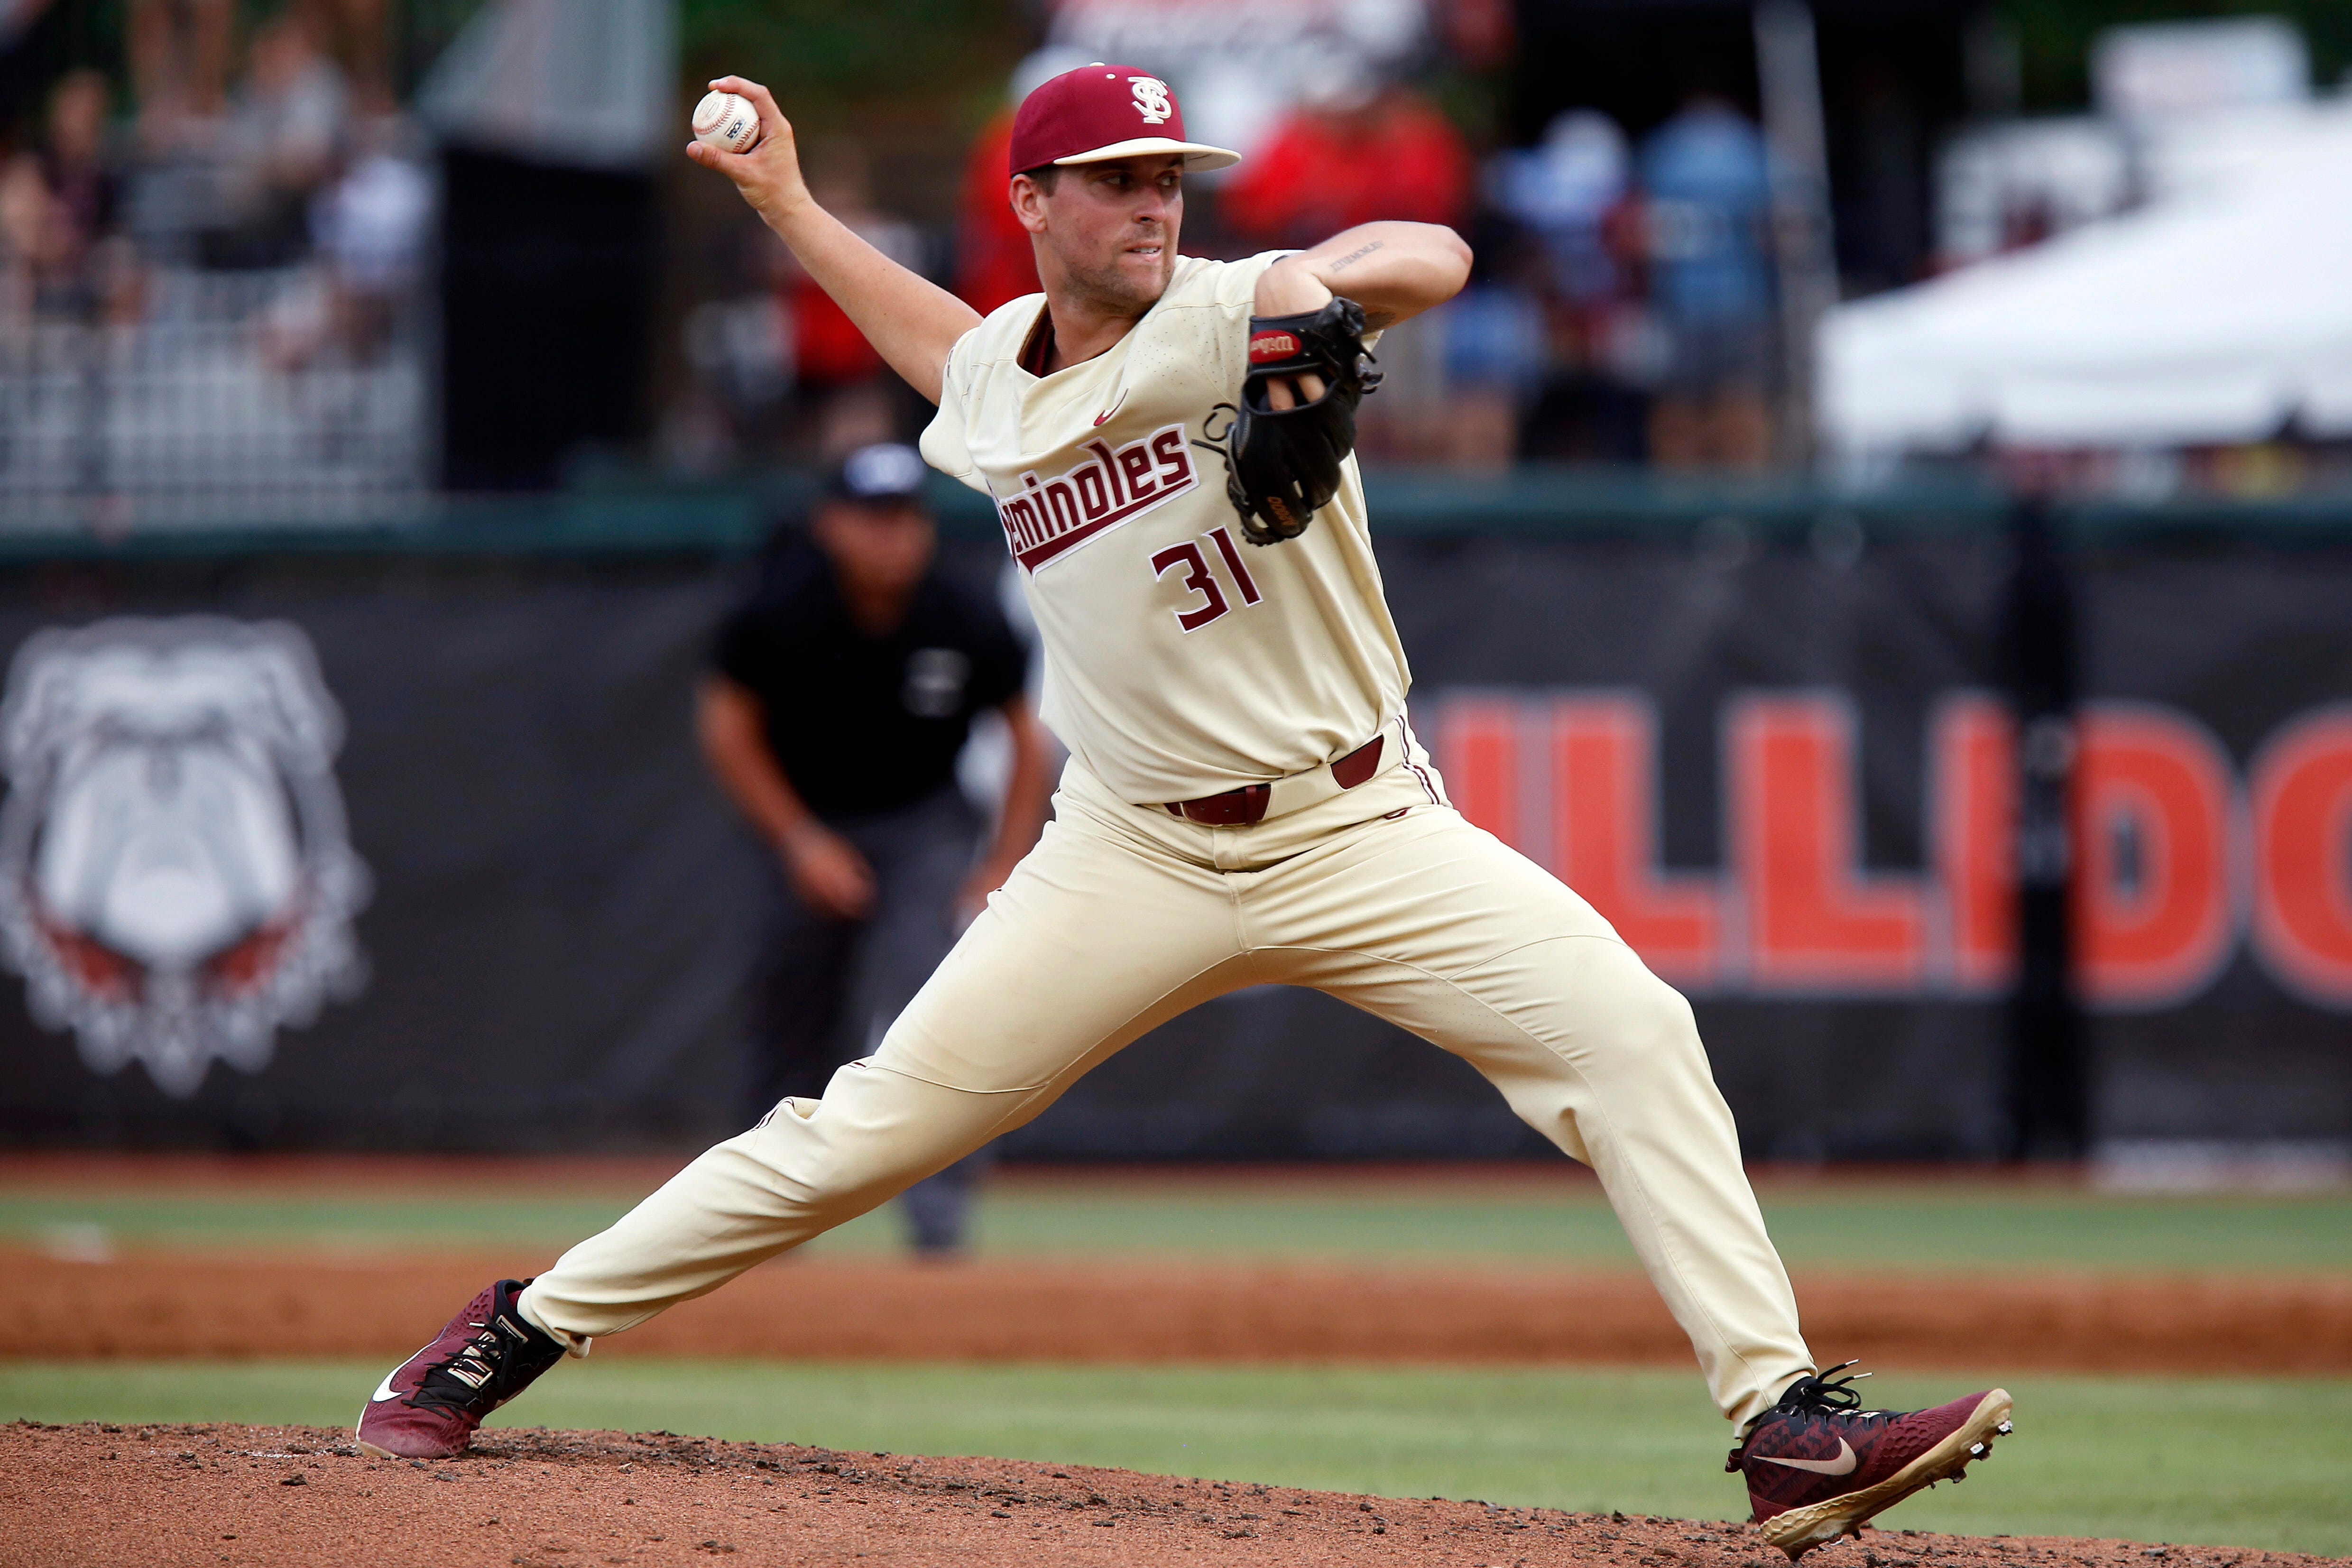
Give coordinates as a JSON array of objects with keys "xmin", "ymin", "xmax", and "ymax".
[{"xmin": 829, "ymin": 443, "xmax": 931, "ymax": 506}]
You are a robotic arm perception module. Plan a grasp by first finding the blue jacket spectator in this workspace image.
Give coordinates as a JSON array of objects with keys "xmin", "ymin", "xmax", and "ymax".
[
  {"xmin": 1494, "ymin": 109, "xmax": 1631, "ymax": 307},
  {"xmin": 1639, "ymin": 97, "xmax": 1774, "ymax": 328}
]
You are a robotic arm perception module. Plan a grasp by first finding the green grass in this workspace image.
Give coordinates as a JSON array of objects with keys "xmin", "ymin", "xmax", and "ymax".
[
  {"xmin": 968, "ymin": 1185, "xmax": 2352, "ymax": 1271},
  {"xmin": 0, "ymin": 1191, "xmax": 654, "ymax": 1255},
  {"xmin": 3, "ymin": 1179, "xmax": 2347, "ymax": 1272},
  {"xmin": 3, "ymin": 1360, "xmax": 2346, "ymax": 1555}
]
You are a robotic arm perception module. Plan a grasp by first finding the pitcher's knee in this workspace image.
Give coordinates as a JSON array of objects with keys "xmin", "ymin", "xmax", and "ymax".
[
  {"xmin": 739, "ymin": 1079, "xmax": 1001, "ymax": 1217},
  {"xmin": 752, "ymin": 1128, "xmax": 945, "ymax": 1214},
  {"xmin": 1583, "ymin": 944, "xmax": 1703, "ymax": 1057}
]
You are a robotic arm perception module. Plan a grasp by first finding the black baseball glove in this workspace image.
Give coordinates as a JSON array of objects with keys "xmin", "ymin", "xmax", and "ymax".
[{"xmin": 1199, "ymin": 297, "xmax": 1383, "ymax": 545}]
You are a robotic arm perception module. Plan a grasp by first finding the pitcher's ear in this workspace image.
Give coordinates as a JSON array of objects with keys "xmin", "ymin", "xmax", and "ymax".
[{"xmin": 1008, "ymin": 173, "xmax": 1049, "ymax": 235}]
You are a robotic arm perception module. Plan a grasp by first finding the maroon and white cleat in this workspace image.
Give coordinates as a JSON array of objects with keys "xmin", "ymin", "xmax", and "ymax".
[
  {"xmin": 355, "ymin": 1278, "xmax": 567, "ymax": 1459},
  {"xmin": 1728, "ymin": 1363, "xmax": 2014, "ymax": 1559}
]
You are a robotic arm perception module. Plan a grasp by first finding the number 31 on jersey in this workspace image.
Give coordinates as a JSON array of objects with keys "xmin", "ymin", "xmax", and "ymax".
[{"xmin": 1150, "ymin": 525, "xmax": 1264, "ymax": 632}]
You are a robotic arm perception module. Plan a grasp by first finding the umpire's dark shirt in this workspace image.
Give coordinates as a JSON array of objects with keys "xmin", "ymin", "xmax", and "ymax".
[{"xmin": 713, "ymin": 545, "xmax": 1026, "ymax": 818}]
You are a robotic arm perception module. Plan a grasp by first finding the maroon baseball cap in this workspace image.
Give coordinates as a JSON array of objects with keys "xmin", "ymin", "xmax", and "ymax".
[{"xmin": 1008, "ymin": 64, "xmax": 1240, "ymax": 178}]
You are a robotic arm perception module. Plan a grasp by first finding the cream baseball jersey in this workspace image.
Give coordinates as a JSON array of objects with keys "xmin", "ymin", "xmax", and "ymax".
[{"xmin": 920, "ymin": 251, "xmax": 1412, "ymax": 804}]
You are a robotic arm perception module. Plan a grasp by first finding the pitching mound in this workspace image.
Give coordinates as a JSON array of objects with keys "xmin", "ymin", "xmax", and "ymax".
[{"xmin": 6, "ymin": 1420, "xmax": 2318, "ymax": 1568}]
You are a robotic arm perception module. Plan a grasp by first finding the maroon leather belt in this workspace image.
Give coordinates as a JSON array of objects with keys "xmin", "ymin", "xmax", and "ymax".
[{"xmin": 1164, "ymin": 735, "xmax": 1385, "ymax": 827}]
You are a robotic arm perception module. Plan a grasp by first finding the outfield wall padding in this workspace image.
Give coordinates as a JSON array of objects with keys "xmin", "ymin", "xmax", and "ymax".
[{"xmin": 0, "ymin": 527, "xmax": 2341, "ymax": 1156}]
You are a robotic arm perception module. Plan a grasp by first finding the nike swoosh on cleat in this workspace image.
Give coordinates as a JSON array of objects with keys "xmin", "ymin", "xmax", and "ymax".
[
  {"xmin": 370, "ymin": 1328, "xmax": 453, "ymax": 1403},
  {"xmin": 1757, "ymin": 1439, "xmax": 1858, "ymax": 1476}
]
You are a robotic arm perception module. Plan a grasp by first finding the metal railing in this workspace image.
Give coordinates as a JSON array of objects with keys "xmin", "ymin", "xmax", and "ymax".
[{"xmin": 0, "ymin": 263, "xmax": 432, "ymax": 530}]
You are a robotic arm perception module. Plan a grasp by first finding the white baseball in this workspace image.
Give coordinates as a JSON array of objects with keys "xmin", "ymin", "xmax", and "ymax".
[{"xmin": 693, "ymin": 90, "xmax": 761, "ymax": 155}]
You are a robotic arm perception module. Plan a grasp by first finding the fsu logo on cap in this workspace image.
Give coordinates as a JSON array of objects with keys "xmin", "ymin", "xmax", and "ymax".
[
  {"xmin": 1007, "ymin": 63, "xmax": 1242, "ymax": 176},
  {"xmin": 1130, "ymin": 76, "xmax": 1173, "ymax": 125}
]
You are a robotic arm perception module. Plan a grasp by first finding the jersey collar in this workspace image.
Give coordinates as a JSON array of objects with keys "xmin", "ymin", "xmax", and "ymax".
[{"xmin": 1014, "ymin": 258, "xmax": 1193, "ymax": 383}]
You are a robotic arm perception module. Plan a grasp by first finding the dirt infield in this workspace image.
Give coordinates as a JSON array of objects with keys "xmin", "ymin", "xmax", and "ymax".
[
  {"xmin": 9, "ymin": 1248, "xmax": 2351, "ymax": 1373},
  {"xmin": 8, "ymin": 1419, "xmax": 2328, "ymax": 1568}
]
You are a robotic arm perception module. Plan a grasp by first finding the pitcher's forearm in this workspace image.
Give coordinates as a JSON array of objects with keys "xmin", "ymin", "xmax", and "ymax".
[
  {"xmin": 688, "ymin": 75, "xmax": 982, "ymax": 406},
  {"xmin": 1262, "ymin": 222, "xmax": 1472, "ymax": 329},
  {"xmin": 766, "ymin": 197, "xmax": 982, "ymax": 406}
]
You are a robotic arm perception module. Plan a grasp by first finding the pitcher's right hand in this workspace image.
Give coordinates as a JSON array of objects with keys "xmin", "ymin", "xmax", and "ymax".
[{"xmin": 688, "ymin": 76, "xmax": 812, "ymax": 224}]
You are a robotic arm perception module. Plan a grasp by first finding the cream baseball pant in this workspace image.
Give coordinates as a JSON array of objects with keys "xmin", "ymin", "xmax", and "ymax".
[{"xmin": 521, "ymin": 752, "xmax": 1814, "ymax": 1427}]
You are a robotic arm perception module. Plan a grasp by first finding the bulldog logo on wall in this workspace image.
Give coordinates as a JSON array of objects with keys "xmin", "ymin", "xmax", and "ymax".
[{"xmin": 0, "ymin": 617, "xmax": 371, "ymax": 1097}]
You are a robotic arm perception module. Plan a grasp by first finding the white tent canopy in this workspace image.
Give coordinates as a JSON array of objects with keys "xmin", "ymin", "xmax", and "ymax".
[{"xmin": 1819, "ymin": 109, "xmax": 2352, "ymax": 453}]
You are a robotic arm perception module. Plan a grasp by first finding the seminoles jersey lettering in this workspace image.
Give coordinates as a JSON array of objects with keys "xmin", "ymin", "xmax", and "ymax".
[
  {"xmin": 995, "ymin": 423, "xmax": 1198, "ymax": 573},
  {"xmin": 921, "ymin": 252, "xmax": 1413, "ymax": 804}
]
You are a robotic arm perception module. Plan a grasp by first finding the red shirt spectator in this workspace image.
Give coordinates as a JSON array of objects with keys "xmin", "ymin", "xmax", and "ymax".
[
  {"xmin": 956, "ymin": 110, "xmax": 1041, "ymax": 315},
  {"xmin": 793, "ymin": 279, "xmax": 885, "ymax": 387},
  {"xmin": 1222, "ymin": 89, "xmax": 1472, "ymax": 249},
  {"xmin": 780, "ymin": 162, "xmax": 924, "ymax": 389}
]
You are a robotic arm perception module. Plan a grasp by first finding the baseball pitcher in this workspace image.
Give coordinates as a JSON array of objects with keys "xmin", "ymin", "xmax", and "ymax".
[{"xmin": 358, "ymin": 65, "xmax": 2012, "ymax": 1557}]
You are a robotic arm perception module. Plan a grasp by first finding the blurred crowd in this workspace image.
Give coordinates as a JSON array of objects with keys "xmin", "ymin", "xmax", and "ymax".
[
  {"xmin": 10, "ymin": 2, "xmax": 2346, "ymax": 510},
  {"xmin": 0, "ymin": 1, "xmax": 433, "ymax": 523},
  {"xmin": 669, "ymin": 53, "xmax": 1793, "ymax": 476},
  {"xmin": 4, "ymin": 3, "xmax": 430, "ymax": 347}
]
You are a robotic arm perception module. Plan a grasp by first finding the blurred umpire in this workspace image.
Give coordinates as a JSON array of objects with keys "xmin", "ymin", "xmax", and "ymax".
[{"xmin": 700, "ymin": 442, "xmax": 1053, "ymax": 1254}]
